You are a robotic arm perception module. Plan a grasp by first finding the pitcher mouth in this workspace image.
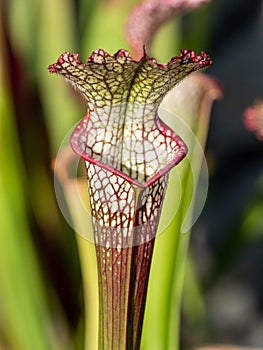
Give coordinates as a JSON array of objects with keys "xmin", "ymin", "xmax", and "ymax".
[{"xmin": 70, "ymin": 104, "xmax": 187, "ymax": 188}]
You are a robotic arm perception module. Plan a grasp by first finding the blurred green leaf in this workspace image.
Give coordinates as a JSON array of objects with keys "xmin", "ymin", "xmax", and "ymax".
[
  {"xmin": 141, "ymin": 74, "xmax": 221, "ymax": 350},
  {"xmin": 80, "ymin": 0, "xmax": 135, "ymax": 55},
  {"xmin": 151, "ymin": 18, "xmax": 181, "ymax": 63},
  {"xmin": 182, "ymin": 256, "xmax": 206, "ymax": 327},
  {"xmin": 241, "ymin": 174, "xmax": 263, "ymax": 240},
  {"xmin": 35, "ymin": 0, "xmax": 82, "ymax": 154},
  {"xmin": 0, "ymin": 55, "xmax": 70, "ymax": 350}
]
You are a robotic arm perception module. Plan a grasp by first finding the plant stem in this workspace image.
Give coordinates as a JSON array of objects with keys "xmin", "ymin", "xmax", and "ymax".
[{"xmin": 96, "ymin": 240, "xmax": 155, "ymax": 350}]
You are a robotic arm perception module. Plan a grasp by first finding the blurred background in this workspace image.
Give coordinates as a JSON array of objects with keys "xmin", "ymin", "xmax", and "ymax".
[{"xmin": 1, "ymin": 0, "xmax": 263, "ymax": 349}]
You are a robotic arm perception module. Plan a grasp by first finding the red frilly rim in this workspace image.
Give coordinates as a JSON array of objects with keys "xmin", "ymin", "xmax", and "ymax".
[{"xmin": 48, "ymin": 48, "xmax": 212, "ymax": 74}]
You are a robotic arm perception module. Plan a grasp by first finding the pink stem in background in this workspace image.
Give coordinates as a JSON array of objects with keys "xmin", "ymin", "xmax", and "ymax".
[
  {"xmin": 243, "ymin": 100, "xmax": 263, "ymax": 141},
  {"xmin": 126, "ymin": 0, "xmax": 210, "ymax": 59}
]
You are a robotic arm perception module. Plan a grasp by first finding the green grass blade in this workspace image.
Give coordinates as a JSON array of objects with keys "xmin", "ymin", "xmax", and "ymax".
[
  {"xmin": 141, "ymin": 75, "xmax": 221, "ymax": 350},
  {"xmin": 0, "ymin": 52, "xmax": 68, "ymax": 350}
]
